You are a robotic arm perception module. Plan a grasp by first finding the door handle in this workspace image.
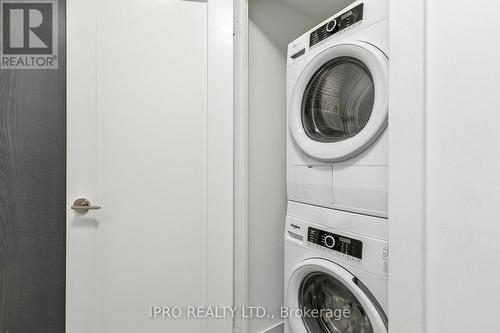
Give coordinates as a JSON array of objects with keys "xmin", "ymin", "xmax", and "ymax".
[{"xmin": 71, "ymin": 198, "xmax": 102, "ymax": 214}]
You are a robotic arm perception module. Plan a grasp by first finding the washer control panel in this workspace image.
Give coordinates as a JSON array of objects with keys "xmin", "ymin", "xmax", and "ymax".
[
  {"xmin": 307, "ymin": 227, "xmax": 363, "ymax": 259},
  {"xmin": 309, "ymin": 3, "xmax": 364, "ymax": 47}
]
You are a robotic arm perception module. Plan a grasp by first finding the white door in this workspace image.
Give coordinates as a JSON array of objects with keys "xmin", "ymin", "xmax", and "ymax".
[{"xmin": 66, "ymin": 1, "xmax": 233, "ymax": 332}]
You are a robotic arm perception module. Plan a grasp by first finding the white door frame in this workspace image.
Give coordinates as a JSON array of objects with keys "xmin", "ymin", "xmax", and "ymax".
[
  {"xmin": 67, "ymin": 0, "xmax": 234, "ymax": 332},
  {"xmin": 233, "ymin": 0, "xmax": 249, "ymax": 332},
  {"xmin": 233, "ymin": 1, "xmax": 428, "ymax": 333},
  {"xmin": 206, "ymin": 0, "xmax": 234, "ymax": 332},
  {"xmin": 388, "ymin": 0, "xmax": 426, "ymax": 332}
]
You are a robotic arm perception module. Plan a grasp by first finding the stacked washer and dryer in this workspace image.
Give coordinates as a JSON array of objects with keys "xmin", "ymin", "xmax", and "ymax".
[{"xmin": 284, "ymin": 1, "xmax": 389, "ymax": 332}]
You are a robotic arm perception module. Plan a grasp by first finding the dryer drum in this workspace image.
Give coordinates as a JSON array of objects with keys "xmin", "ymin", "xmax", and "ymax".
[
  {"xmin": 299, "ymin": 272, "xmax": 373, "ymax": 333},
  {"xmin": 288, "ymin": 41, "xmax": 388, "ymax": 162},
  {"xmin": 302, "ymin": 57, "xmax": 375, "ymax": 143}
]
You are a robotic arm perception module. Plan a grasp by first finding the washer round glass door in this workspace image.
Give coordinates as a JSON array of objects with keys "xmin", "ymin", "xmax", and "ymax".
[
  {"xmin": 300, "ymin": 272, "xmax": 373, "ymax": 332},
  {"xmin": 286, "ymin": 259, "xmax": 387, "ymax": 333},
  {"xmin": 289, "ymin": 42, "xmax": 388, "ymax": 161}
]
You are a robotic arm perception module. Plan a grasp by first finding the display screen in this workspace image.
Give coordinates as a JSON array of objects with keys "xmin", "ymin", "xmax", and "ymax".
[{"xmin": 341, "ymin": 11, "xmax": 353, "ymax": 20}]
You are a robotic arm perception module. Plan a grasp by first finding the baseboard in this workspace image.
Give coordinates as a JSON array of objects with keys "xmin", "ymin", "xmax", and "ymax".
[{"xmin": 257, "ymin": 321, "xmax": 284, "ymax": 333}]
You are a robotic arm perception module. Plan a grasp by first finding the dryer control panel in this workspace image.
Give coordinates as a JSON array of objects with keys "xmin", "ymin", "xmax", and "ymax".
[
  {"xmin": 309, "ymin": 3, "xmax": 364, "ymax": 47},
  {"xmin": 307, "ymin": 227, "xmax": 363, "ymax": 259}
]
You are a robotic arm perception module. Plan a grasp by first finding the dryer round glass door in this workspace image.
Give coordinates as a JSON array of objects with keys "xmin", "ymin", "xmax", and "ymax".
[
  {"xmin": 286, "ymin": 259, "xmax": 387, "ymax": 333},
  {"xmin": 302, "ymin": 57, "xmax": 374, "ymax": 143},
  {"xmin": 289, "ymin": 42, "xmax": 388, "ymax": 161}
]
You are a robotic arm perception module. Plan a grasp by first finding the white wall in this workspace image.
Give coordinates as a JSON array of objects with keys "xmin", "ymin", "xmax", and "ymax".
[
  {"xmin": 247, "ymin": 4, "xmax": 314, "ymax": 333},
  {"xmin": 390, "ymin": 1, "xmax": 500, "ymax": 332},
  {"xmin": 247, "ymin": 1, "xmax": 316, "ymax": 332},
  {"xmin": 425, "ymin": 1, "xmax": 500, "ymax": 332}
]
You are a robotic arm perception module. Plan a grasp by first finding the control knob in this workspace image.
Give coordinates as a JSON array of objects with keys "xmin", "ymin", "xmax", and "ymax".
[
  {"xmin": 324, "ymin": 235, "xmax": 336, "ymax": 249},
  {"xmin": 326, "ymin": 19, "xmax": 337, "ymax": 32}
]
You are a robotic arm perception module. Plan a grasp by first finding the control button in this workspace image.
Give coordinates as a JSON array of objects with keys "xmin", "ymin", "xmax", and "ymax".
[
  {"xmin": 324, "ymin": 235, "xmax": 335, "ymax": 248},
  {"xmin": 326, "ymin": 19, "xmax": 337, "ymax": 32}
]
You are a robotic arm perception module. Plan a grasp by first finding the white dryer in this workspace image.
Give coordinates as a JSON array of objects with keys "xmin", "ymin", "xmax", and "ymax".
[
  {"xmin": 284, "ymin": 202, "xmax": 388, "ymax": 333},
  {"xmin": 287, "ymin": 0, "xmax": 389, "ymax": 218}
]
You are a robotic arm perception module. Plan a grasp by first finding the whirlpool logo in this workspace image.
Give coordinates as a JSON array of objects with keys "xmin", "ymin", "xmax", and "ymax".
[{"xmin": 1, "ymin": 0, "xmax": 58, "ymax": 69}]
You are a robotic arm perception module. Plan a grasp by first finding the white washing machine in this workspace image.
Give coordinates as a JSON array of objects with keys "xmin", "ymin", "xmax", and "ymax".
[
  {"xmin": 284, "ymin": 202, "xmax": 388, "ymax": 333},
  {"xmin": 287, "ymin": 0, "xmax": 389, "ymax": 218}
]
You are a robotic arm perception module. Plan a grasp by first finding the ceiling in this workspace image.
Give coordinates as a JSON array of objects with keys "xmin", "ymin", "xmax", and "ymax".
[{"xmin": 278, "ymin": 0, "xmax": 355, "ymax": 21}]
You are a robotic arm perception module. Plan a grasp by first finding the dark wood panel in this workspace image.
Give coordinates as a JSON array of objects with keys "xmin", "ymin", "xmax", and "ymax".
[{"xmin": 0, "ymin": 1, "xmax": 66, "ymax": 332}]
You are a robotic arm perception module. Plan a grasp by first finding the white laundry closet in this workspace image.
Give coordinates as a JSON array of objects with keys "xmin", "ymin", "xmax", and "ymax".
[{"xmin": 235, "ymin": 1, "xmax": 355, "ymax": 333}]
